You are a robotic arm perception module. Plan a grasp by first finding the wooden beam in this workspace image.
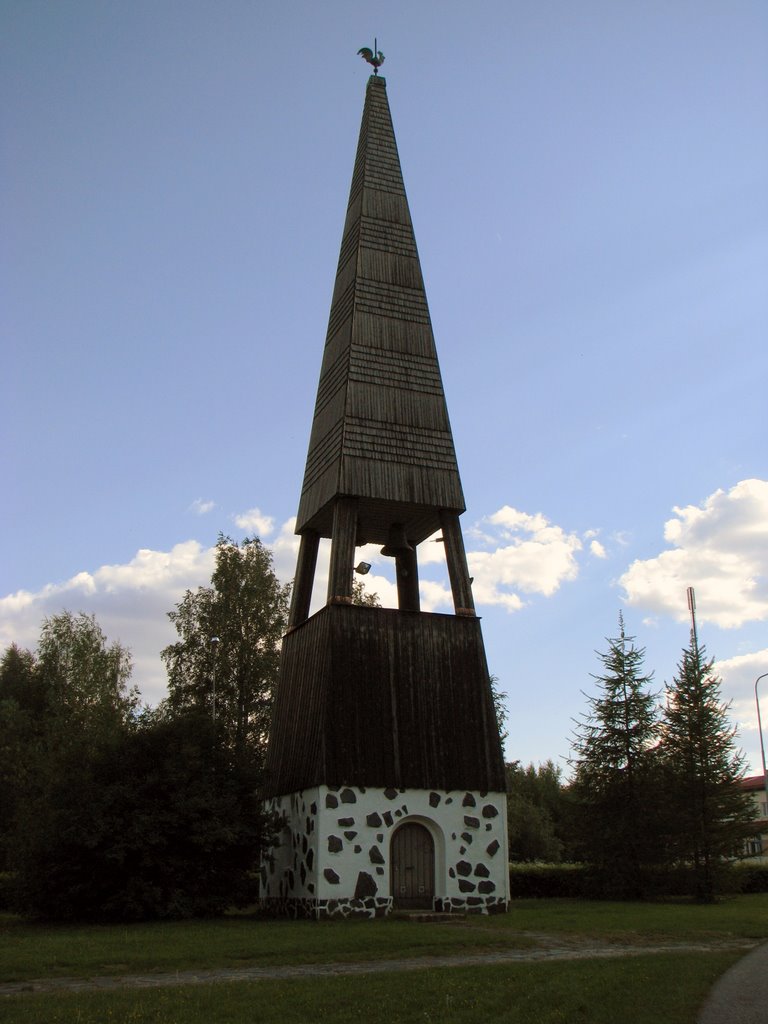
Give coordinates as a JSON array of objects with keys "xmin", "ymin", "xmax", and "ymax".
[
  {"xmin": 288, "ymin": 530, "xmax": 319, "ymax": 628},
  {"xmin": 327, "ymin": 497, "xmax": 358, "ymax": 603},
  {"xmin": 440, "ymin": 510, "xmax": 475, "ymax": 615}
]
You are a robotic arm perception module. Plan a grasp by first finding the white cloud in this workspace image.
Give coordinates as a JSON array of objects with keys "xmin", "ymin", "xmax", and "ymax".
[
  {"xmin": 620, "ymin": 479, "xmax": 768, "ymax": 628},
  {"xmin": 0, "ymin": 504, "xmax": 591, "ymax": 713},
  {"xmin": 709, "ymin": 648, "xmax": 768, "ymax": 777},
  {"xmin": 270, "ymin": 517, "xmax": 301, "ymax": 580},
  {"xmin": 233, "ymin": 507, "xmax": 275, "ymax": 536},
  {"xmin": 417, "ymin": 531, "xmax": 449, "ymax": 566},
  {"xmin": 579, "ymin": 530, "xmax": 610, "ymax": 559},
  {"xmin": 590, "ymin": 539, "xmax": 607, "ymax": 559},
  {"xmin": 0, "ymin": 525, "xmax": 307, "ymax": 708},
  {"xmin": 465, "ymin": 506, "xmax": 583, "ymax": 611},
  {"xmin": 361, "ymin": 573, "xmax": 400, "ymax": 609},
  {"xmin": 715, "ymin": 648, "xmax": 768, "ymax": 730},
  {"xmin": 189, "ymin": 498, "xmax": 215, "ymax": 515},
  {"xmin": 0, "ymin": 542, "xmax": 217, "ymax": 707},
  {"xmin": 419, "ymin": 579, "xmax": 453, "ymax": 612}
]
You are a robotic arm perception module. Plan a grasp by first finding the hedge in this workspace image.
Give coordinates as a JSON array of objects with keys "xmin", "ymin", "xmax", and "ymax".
[{"xmin": 508, "ymin": 860, "xmax": 768, "ymax": 900}]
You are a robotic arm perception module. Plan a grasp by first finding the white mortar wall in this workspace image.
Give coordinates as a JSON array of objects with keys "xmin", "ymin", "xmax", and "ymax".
[{"xmin": 263, "ymin": 785, "xmax": 509, "ymax": 911}]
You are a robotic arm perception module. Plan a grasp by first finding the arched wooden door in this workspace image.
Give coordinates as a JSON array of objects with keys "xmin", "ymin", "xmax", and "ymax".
[{"xmin": 391, "ymin": 822, "xmax": 435, "ymax": 910}]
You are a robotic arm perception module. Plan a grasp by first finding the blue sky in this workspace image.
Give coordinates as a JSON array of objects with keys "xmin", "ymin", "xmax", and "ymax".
[{"xmin": 3, "ymin": 1, "xmax": 767, "ymax": 775}]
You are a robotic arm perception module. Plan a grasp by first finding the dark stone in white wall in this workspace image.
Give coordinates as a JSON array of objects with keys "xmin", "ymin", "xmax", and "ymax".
[{"xmin": 354, "ymin": 871, "xmax": 378, "ymax": 898}]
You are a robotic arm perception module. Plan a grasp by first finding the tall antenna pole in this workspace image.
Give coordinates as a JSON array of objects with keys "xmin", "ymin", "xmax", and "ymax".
[{"xmin": 687, "ymin": 586, "xmax": 699, "ymax": 654}]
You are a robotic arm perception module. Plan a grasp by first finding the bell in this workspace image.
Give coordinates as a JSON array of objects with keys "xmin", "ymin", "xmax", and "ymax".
[{"xmin": 380, "ymin": 523, "xmax": 413, "ymax": 558}]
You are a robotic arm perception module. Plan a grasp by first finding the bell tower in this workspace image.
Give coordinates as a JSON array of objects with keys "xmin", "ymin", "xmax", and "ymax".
[{"xmin": 262, "ymin": 73, "xmax": 508, "ymax": 919}]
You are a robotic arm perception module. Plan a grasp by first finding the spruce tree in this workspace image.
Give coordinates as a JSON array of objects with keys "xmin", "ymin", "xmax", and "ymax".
[
  {"xmin": 570, "ymin": 614, "xmax": 663, "ymax": 897},
  {"xmin": 661, "ymin": 637, "xmax": 755, "ymax": 901}
]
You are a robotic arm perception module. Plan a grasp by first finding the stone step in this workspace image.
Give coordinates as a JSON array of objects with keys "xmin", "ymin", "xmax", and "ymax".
[{"xmin": 395, "ymin": 911, "xmax": 467, "ymax": 923}]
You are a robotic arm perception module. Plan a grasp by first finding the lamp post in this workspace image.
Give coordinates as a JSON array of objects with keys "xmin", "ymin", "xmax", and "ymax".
[
  {"xmin": 755, "ymin": 673, "xmax": 768, "ymax": 823},
  {"xmin": 210, "ymin": 636, "xmax": 220, "ymax": 726}
]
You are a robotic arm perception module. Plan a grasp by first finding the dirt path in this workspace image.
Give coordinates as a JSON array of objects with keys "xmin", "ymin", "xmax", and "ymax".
[{"xmin": 1, "ymin": 938, "xmax": 755, "ymax": 997}]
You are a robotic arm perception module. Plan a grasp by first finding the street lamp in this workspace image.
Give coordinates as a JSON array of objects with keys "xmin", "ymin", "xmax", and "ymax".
[
  {"xmin": 210, "ymin": 636, "xmax": 220, "ymax": 726},
  {"xmin": 755, "ymin": 673, "xmax": 768, "ymax": 819}
]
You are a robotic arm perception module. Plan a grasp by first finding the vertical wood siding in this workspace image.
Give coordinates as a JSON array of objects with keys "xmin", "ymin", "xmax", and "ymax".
[{"xmin": 264, "ymin": 605, "xmax": 506, "ymax": 797}]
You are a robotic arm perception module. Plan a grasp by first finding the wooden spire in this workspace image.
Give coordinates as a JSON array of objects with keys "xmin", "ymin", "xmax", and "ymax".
[
  {"xmin": 288, "ymin": 75, "xmax": 475, "ymax": 625},
  {"xmin": 296, "ymin": 75, "xmax": 465, "ymax": 546}
]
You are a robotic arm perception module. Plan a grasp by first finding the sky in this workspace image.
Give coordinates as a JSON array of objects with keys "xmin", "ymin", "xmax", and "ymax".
[{"xmin": 3, "ymin": 1, "xmax": 767, "ymax": 777}]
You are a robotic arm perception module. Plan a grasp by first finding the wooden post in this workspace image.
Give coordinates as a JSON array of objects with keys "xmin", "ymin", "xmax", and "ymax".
[
  {"xmin": 288, "ymin": 530, "xmax": 320, "ymax": 628},
  {"xmin": 440, "ymin": 510, "xmax": 475, "ymax": 615},
  {"xmin": 396, "ymin": 546, "xmax": 420, "ymax": 612},
  {"xmin": 327, "ymin": 497, "xmax": 358, "ymax": 603}
]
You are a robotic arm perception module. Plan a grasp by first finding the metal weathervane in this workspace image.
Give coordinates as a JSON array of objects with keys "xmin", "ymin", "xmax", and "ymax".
[{"xmin": 358, "ymin": 39, "xmax": 385, "ymax": 74}]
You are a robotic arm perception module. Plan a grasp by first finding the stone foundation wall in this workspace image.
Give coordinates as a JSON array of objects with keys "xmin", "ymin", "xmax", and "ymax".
[{"xmin": 261, "ymin": 784, "xmax": 508, "ymax": 918}]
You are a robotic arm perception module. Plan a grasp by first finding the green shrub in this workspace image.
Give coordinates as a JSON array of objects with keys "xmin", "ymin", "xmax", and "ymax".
[
  {"xmin": 508, "ymin": 863, "xmax": 593, "ymax": 899},
  {"xmin": 730, "ymin": 861, "xmax": 768, "ymax": 893},
  {"xmin": 11, "ymin": 713, "xmax": 279, "ymax": 922},
  {"xmin": 508, "ymin": 860, "xmax": 768, "ymax": 901},
  {"xmin": 0, "ymin": 872, "xmax": 13, "ymax": 911}
]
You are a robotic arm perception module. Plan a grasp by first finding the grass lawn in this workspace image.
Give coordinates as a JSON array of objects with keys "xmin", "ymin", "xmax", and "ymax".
[
  {"xmin": 501, "ymin": 893, "xmax": 768, "ymax": 941},
  {"xmin": 0, "ymin": 953, "xmax": 743, "ymax": 1024},
  {"xmin": 1, "ymin": 896, "xmax": 766, "ymax": 1023},
  {"xmin": 2, "ymin": 895, "xmax": 766, "ymax": 983}
]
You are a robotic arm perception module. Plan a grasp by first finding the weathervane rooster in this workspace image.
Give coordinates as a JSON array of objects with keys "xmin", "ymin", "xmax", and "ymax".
[{"xmin": 358, "ymin": 40, "xmax": 385, "ymax": 74}]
